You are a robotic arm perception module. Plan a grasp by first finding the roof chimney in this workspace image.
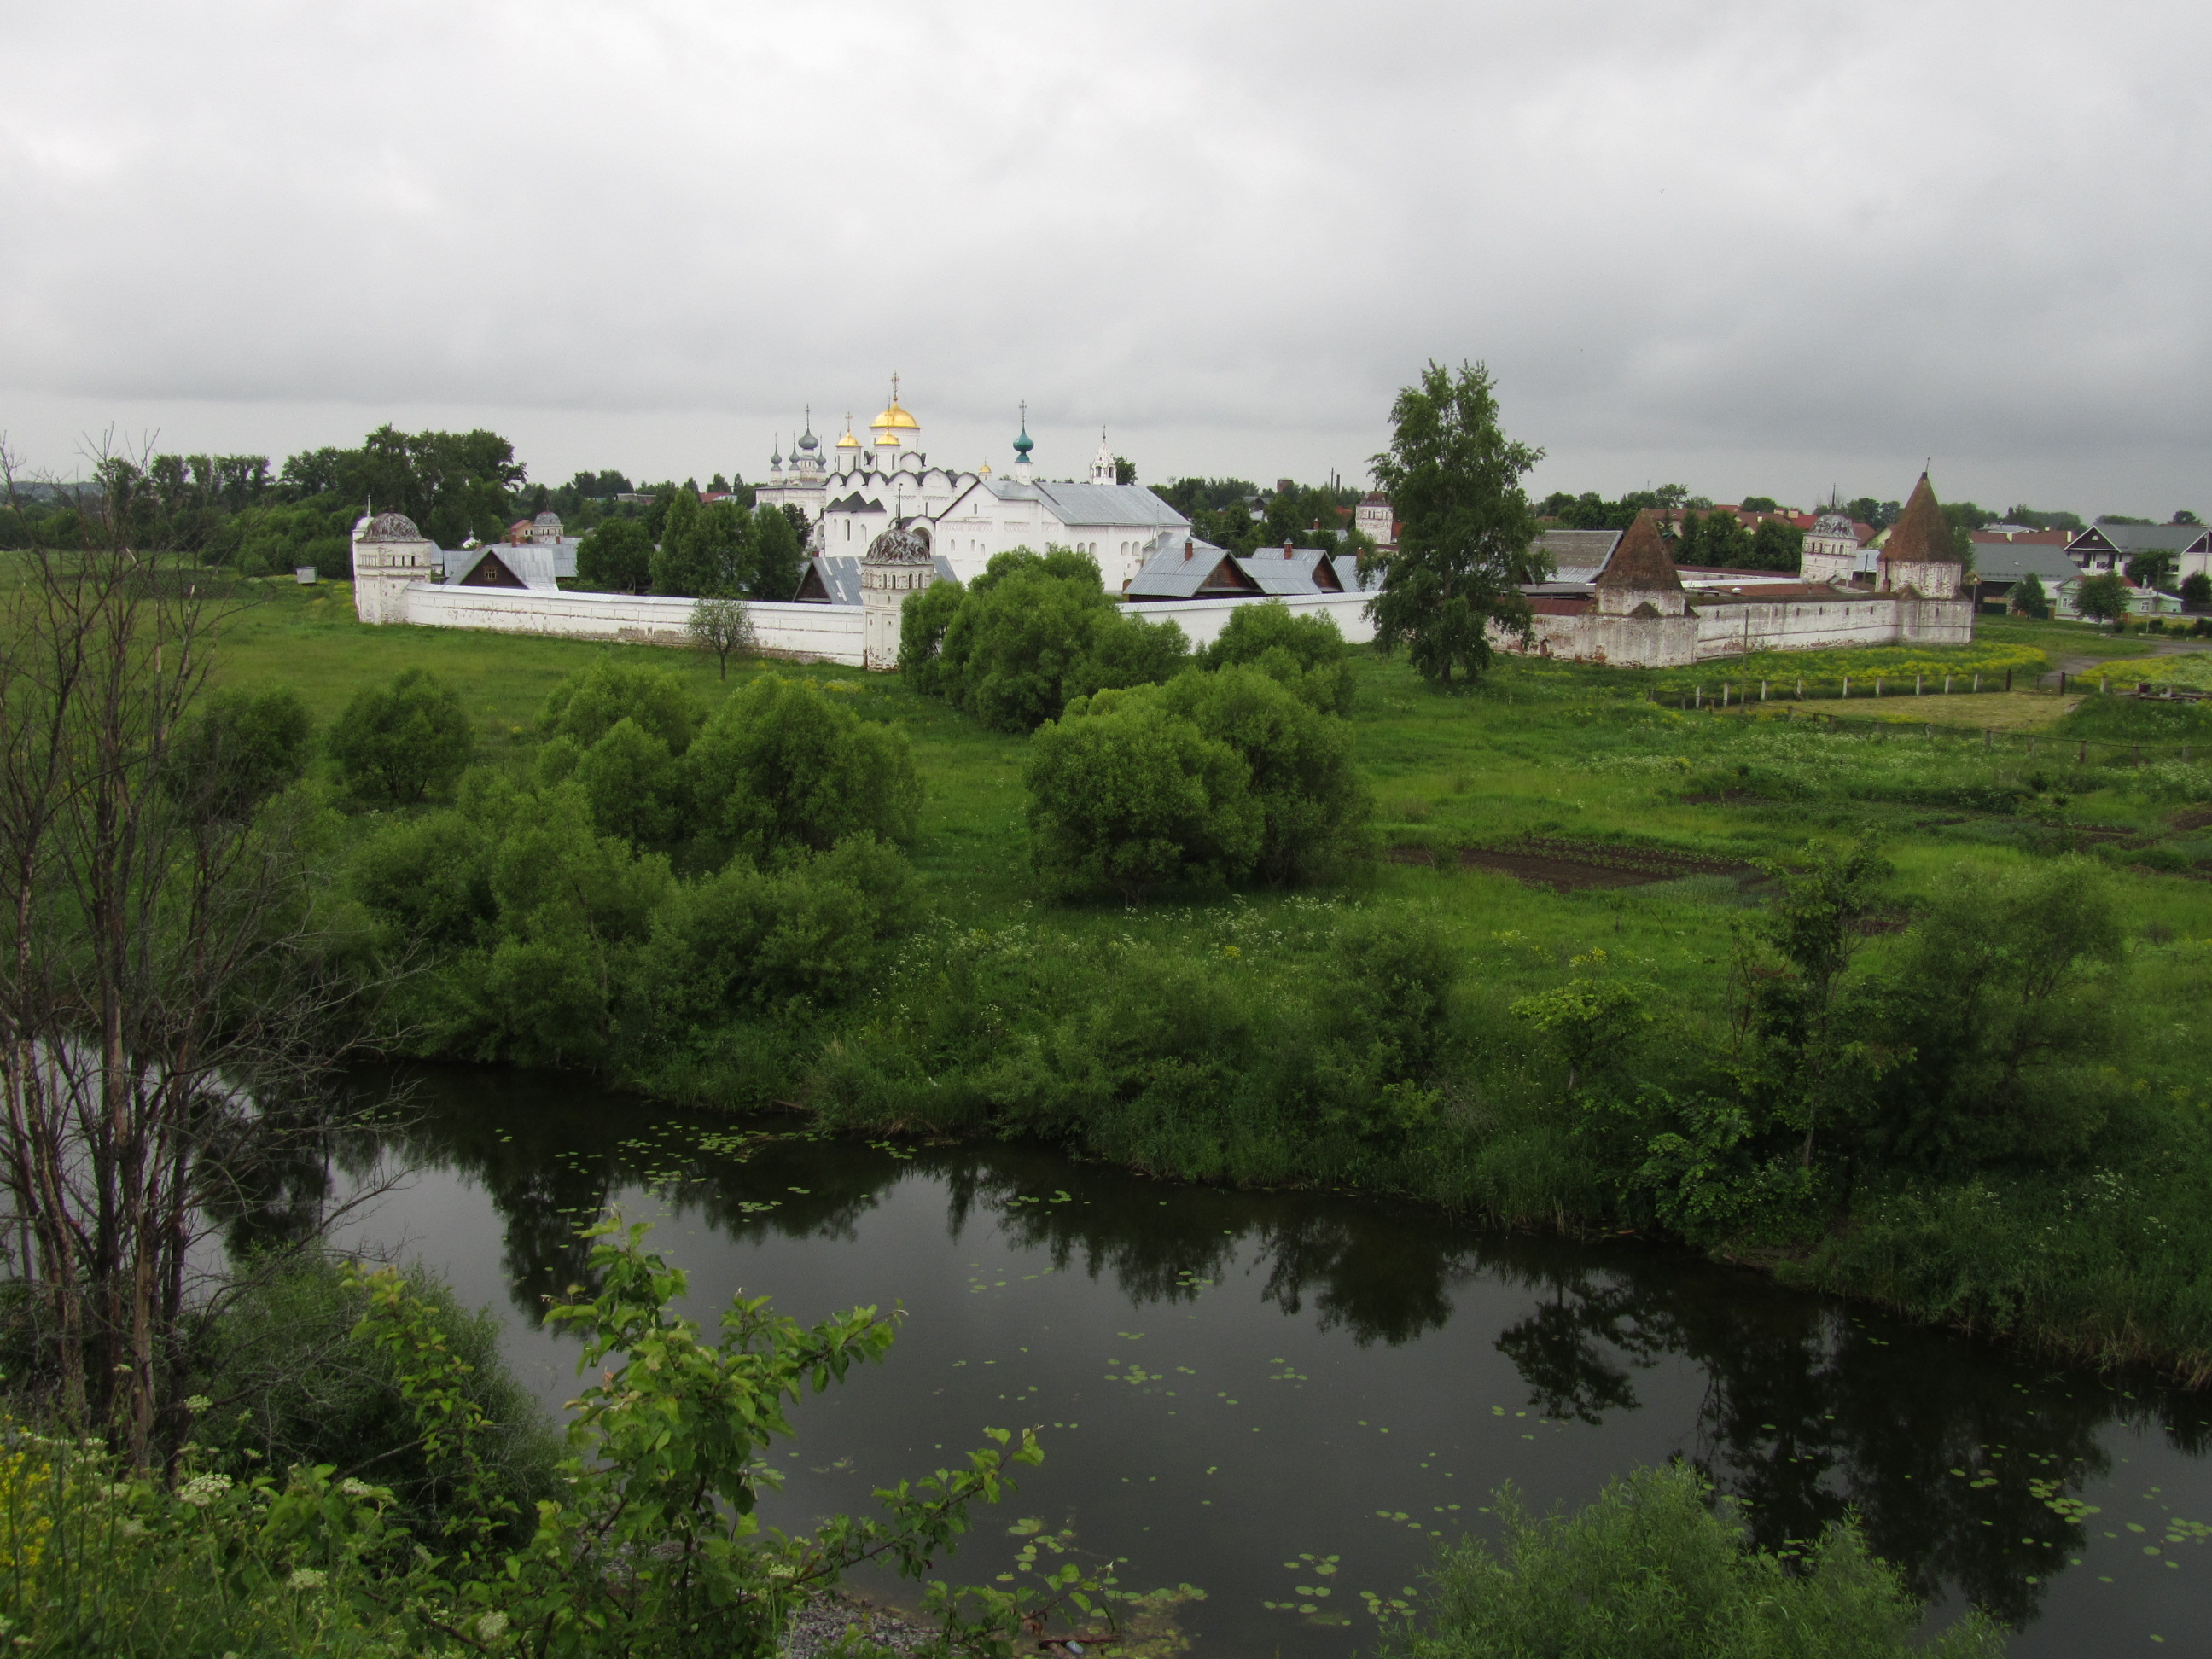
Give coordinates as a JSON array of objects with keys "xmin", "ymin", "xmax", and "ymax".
[
  {"xmin": 1284, "ymin": 539, "xmax": 1294, "ymax": 559},
  {"xmin": 1183, "ymin": 538, "xmax": 1193, "ymax": 562}
]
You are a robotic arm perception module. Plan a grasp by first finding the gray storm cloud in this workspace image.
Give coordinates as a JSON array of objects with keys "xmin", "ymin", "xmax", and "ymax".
[{"xmin": 1, "ymin": 0, "xmax": 2204, "ymax": 510}]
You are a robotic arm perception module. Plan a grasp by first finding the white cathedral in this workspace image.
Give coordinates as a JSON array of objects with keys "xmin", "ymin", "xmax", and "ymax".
[{"xmin": 754, "ymin": 379, "xmax": 1191, "ymax": 591}]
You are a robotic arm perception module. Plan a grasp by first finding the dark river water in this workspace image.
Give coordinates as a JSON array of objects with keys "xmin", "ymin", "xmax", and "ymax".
[{"xmin": 334, "ymin": 1067, "xmax": 2212, "ymax": 1656}]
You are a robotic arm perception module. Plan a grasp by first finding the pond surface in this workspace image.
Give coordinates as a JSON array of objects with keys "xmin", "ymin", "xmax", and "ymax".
[{"xmin": 336, "ymin": 1067, "xmax": 2212, "ymax": 1656}]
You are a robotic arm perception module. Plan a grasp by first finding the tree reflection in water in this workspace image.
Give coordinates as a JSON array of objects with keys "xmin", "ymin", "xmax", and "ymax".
[{"xmin": 369, "ymin": 1066, "xmax": 2212, "ymax": 1640}]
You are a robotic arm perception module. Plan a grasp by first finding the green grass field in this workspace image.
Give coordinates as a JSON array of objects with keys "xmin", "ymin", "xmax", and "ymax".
[{"xmin": 212, "ymin": 576, "xmax": 2212, "ymax": 1025}]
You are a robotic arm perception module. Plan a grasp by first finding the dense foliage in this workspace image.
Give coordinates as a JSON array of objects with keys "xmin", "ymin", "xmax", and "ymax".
[
  {"xmin": 328, "ymin": 667, "xmax": 475, "ymax": 805},
  {"xmin": 3, "ymin": 1225, "xmax": 1146, "ymax": 1659},
  {"xmin": 1364, "ymin": 361, "xmax": 1548, "ymax": 686},
  {"xmin": 1380, "ymin": 1464, "xmax": 2002, "ymax": 1659},
  {"xmin": 911, "ymin": 548, "xmax": 1190, "ymax": 731}
]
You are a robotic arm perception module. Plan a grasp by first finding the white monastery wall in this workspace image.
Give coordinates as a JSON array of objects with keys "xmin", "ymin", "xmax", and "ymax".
[
  {"xmin": 397, "ymin": 585, "xmax": 864, "ymax": 666},
  {"xmin": 1121, "ymin": 591, "xmax": 1377, "ymax": 651},
  {"xmin": 1495, "ymin": 594, "xmax": 1973, "ymax": 669}
]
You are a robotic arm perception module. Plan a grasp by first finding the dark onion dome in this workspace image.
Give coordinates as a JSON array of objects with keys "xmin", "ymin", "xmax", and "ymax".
[
  {"xmin": 796, "ymin": 422, "xmax": 819, "ymax": 451},
  {"xmin": 1810, "ymin": 510, "xmax": 1857, "ymax": 538},
  {"xmin": 1879, "ymin": 474, "xmax": 1962, "ymax": 565},
  {"xmin": 1593, "ymin": 509, "xmax": 1684, "ymax": 591},
  {"xmin": 1013, "ymin": 423, "xmax": 1034, "ymax": 457},
  {"xmin": 863, "ymin": 519, "xmax": 934, "ymax": 565},
  {"xmin": 358, "ymin": 512, "xmax": 424, "ymax": 542}
]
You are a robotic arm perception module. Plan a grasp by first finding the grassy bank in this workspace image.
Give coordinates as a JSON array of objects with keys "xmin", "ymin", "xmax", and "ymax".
[{"xmin": 217, "ymin": 579, "xmax": 2212, "ymax": 1381}]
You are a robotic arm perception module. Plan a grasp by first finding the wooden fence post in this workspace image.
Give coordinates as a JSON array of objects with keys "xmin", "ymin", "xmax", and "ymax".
[{"xmin": 2004, "ymin": 668, "xmax": 2011, "ymax": 691}]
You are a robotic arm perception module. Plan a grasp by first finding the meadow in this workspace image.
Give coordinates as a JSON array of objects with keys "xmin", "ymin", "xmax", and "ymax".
[{"xmin": 209, "ymin": 578, "xmax": 2212, "ymax": 1378}]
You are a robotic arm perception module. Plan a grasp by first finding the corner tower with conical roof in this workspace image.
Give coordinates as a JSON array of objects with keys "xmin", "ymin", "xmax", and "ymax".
[
  {"xmin": 1877, "ymin": 474, "xmax": 1965, "ymax": 599},
  {"xmin": 1593, "ymin": 510, "xmax": 1687, "ymax": 616}
]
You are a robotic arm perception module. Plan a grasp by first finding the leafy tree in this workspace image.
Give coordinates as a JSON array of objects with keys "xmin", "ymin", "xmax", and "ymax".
[
  {"xmin": 1739, "ymin": 494, "xmax": 1779, "ymax": 513},
  {"xmin": 2011, "ymin": 570, "xmax": 2052, "ymax": 619},
  {"xmin": 164, "ymin": 685, "xmax": 312, "ymax": 821},
  {"xmin": 686, "ymin": 674, "xmax": 921, "ymax": 864},
  {"xmin": 651, "ymin": 494, "xmax": 746, "ymax": 597},
  {"xmin": 1022, "ymin": 691, "xmax": 1260, "ymax": 901},
  {"xmin": 1844, "ymin": 497, "xmax": 1901, "ymax": 530},
  {"xmin": 2003, "ymin": 504, "xmax": 2083, "ymax": 531},
  {"xmin": 1876, "ymin": 859, "xmax": 2122, "ymax": 1172},
  {"xmin": 1379, "ymin": 1464, "xmax": 2002, "ymax": 1659},
  {"xmin": 748, "ymin": 502, "xmax": 806, "ymax": 598},
  {"xmin": 2181, "ymin": 571, "xmax": 2212, "ymax": 614},
  {"xmin": 329, "ymin": 667, "xmax": 474, "ymax": 806},
  {"xmin": 1748, "ymin": 517, "xmax": 1804, "ymax": 573},
  {"xmin": 1364, "ymin": 361, "xmax": 1547, "ymax": 686},
  {"xmin": 1679, "ymin": 508, "xmax": 1752, "ymax": 568},
  {"xmin": 1067, "ymin": 610, "xmax": 1190, "ymax": 702},
  {"xmin": 1155, "ymin": 667, "xmax": 1371, "ymax": 884},
  {"xmin": 2174, "ymin": 509, "xmax": 2202, "ymax": 525},
  {"xmin": 2125, "ymin": 550, "xmax": 2179, "ymax": 591},
  {"xmin": 1736, "ymin": 836, "xmax": 1895, "ymax": 1173},
  {"xmin": 575, "ymin": 518, "xmax": 653, "ymax": 593},
  {"xmin": 278, "ymin": 426, "xmax": 525, "ymax": 544},
  {"xmin": 688, "ymin": 595, "xmax": 755, "ymax": 680},
  {"xmin": 932, "ymin": 549, "xmax": 1183, "ymax": 732},
  {"xmin": 2075, "ymin": 571, "xmax": 2132, "ymax": 626},
  {"xmin": 2095, "ymin": 513, "xmax": 2154, "ymax": 526},
  {"xmin": 562, "ymin": 718, "xmax": 686, "ymax": 851},
  {"xmin": 638, "ymin": 834, "xmax": 917, "ymax": 1024},
  {"xmin": 1114, "ymin": 455, "xmax": 1137, "ymax": 485},
  {"xmin": 542, "ymin": 659, "xmax": 704, "ymax": 754},
  {"xmin": 898, "ymin": 577, "xmax": 966, "ymax": 696},
  {"xmin": 1198, "ymin": 599, "xmax": 1356, "ymax": 714}
]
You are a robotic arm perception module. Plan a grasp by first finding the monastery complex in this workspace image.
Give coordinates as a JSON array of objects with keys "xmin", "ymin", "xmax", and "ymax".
[{"xmin": 351, "ymin": 379, "xmax": 1973, "ymax": 671}]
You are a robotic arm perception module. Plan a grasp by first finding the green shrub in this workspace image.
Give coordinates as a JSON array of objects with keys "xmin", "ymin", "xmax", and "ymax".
[
  {"xmin": 930, "ymin": 547, "xmax": 1190, "ymax": 731},
  {"xmin": 1023, "ymin": 690, "xmax": 1260, "ymax": 901},
  {"xmin": 686, "ymin": 673, "xmax": 921, "ymax": 863},
  {"xmin": 1379, "ymin": 1463, "xmax": 2002, "ymax": 1659},
  {"xmin": 327, "ymin": 667, "xmax": 474, "ymax": 806},
  {"xmin": 541, "ymin": 657, "xmax": 705, "ymax": 754},
  {"xmin": 1025, "ymin": 669, "xmax": 1370, "ymax": 898},
  {"xmin": 637, "ymin": 833, "xmax": 917, "ymax": 1026},
  {"xmin": 194, "ymin": 1253, "xmax": 560, "ymax": 1546},
  {"xmin": 164, "ymin": 684, "xmax": 312, "ymax": 820},
  {"xmin": 1157, "ymin": 667, "xmax": 1372, "ymax": 882},
  {"xmin": 1198, "ymin": 599, "xmax": 1356, "ymax": 713}
]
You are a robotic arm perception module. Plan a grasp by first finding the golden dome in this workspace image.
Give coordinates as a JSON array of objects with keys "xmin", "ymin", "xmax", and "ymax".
[
  {"xmin": 874, "ymin": 430, "xmax": 904, "ymax": 446},
  {"xmin": 835, "ymin": 411, "xmax": 860, "ymax": 448},
  {"xmin": 869, "ymin": 375, "xmax": 919, "ymax": 431}
]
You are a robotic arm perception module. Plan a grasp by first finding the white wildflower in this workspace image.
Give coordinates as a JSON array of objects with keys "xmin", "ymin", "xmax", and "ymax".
[
  {"xmin": 475, "ymin": 1610, "xmax": 510, "ymax": 1642},
  {"xmin": 183, "ymin": 1394, "xmax": 212, "ymax": 1415},
  {"xmin": 338, "ymin": 1477, "xmax": 378, "ymax": 1499},
  {"xmin": 287, "ymin": 1567, "xmax": 328, "ymax": 1591},
  {"xmin": 178, "ymin": 1472, "xmax": 230, "ymax": 1508},
  {"xmin": 766, "ymin": 1563, "xmax": 796, "ymax": 1580}
]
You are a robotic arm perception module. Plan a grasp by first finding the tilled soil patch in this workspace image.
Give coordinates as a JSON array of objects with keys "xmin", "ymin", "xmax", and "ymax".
[{"xmin": 1388, "ymin": 837, "xmax": 1756, "ymax": 893}]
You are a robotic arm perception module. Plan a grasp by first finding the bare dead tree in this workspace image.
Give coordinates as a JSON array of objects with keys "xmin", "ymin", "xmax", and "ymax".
[{"xmin": 0, "ymin": 437, "xmax": 401, "ymax": 1466}]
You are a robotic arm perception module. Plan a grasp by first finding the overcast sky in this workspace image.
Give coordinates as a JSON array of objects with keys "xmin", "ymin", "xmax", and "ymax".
[{"xmin": 3, "ymin": 0, "xmax": 2205, "ymax": 515}]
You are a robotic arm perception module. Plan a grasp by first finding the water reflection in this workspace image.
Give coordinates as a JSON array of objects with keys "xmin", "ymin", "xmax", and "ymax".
[{"xmin": 363, "ymin": 1065, "xmax": 2212, "ymax": 1650}]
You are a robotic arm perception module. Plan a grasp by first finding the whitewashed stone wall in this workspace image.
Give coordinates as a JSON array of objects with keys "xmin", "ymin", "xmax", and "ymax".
[
  {"xmin": 396, "ymin": 585, "xmax": 864, "ymax": 666},
  {"xmin": 1119, "ymin": 591, "xmax": 1377, "ymax": 651},
  {"xmin": 1498, "ymin": 594, "xmax": 1973, "ymax": 669}
]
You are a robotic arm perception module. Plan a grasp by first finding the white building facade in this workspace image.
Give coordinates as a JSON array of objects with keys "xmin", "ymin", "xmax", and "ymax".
[{"xmin": 755, "ymin": 383, "xmax": 1194, "ymax": 589}]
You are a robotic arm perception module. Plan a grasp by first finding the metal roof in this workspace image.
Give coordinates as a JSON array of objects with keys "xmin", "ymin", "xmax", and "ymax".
[
  {"xmin": 1971, "ymin": 543, "xmax": 2081, "ymax": 582},
  {"xmin": 1029, "ymin": 480, "xmax": 1190, "ymax": 528},
  {"xmin": 2069, "ymin": 523, "xmax": 2211, "ymax": 556}
]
